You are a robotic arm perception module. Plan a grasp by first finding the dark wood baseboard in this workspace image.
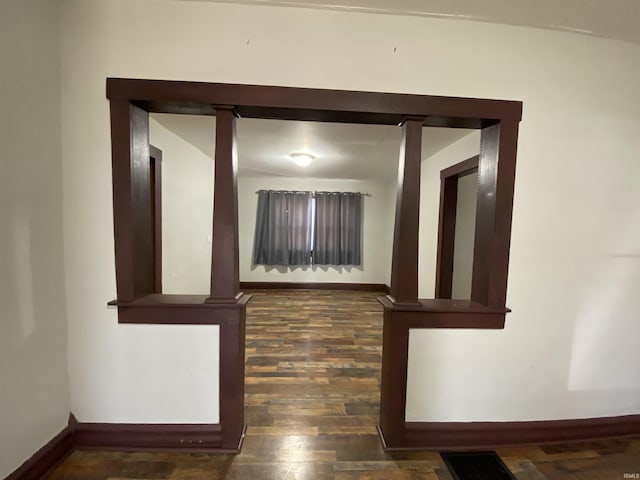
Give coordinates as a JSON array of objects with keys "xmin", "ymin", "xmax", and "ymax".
[
  {"xmin": 5, "ymin": 413, "xmax": 640, "ymax": 477},
  {"xmin": 71, "ymin": 416, "xmax": 243, "ymax": 454},
  {"xmin": 4, "ymin": 426, "xmax": 74, "ymax": 480},
  {"xmin": 240, "ymin": 282, "xmax": 390, "ymax": 293},
  {"xmin": 379, "ymin": 415, "xmax": 640, "ymax": 451}
]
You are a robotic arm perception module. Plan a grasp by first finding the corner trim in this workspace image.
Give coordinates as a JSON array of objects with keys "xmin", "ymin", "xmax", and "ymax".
[
  {"xmin": 4, "ymin": 426, "xmax": 74, "ymax": 480},
  {"xmin": 378, "ymin": 415, "xmax": 640, "ymax": 451},
  {"xmin": 240, "ymin": 282, "xmax": 390, "ymax": 293}
]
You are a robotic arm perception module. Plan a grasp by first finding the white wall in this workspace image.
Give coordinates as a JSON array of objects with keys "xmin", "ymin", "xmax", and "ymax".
[
  {"xmin": 409, "ymin": 50, "xmax": 640, "ymax": 421},
  {"xmin": 452, "ymin": 171, "xmax": 478, "ymax": 299},
  {"xmin": 59, "ymin": 0, "xmax": 640, "ymax": 424},
  {"xmin": 418, "ymin": 133, "xmax": 481, "ymax": 297},
  {"xmin": 150, "ymin": 116, "xmax": 214, "ymax": 294},
  {"xmin": 238, "ymin": 176, "xmax": 395, "ymax": 284},
  {"xmin": 61, "ymin": 0, "xmax": 220, "ymax": 424},
  {"xmin": 62, "ymin": 115, "xmax": 221, "ymax": 423},
  {"xmin": 0, "ymin": 0, "xmax": 70, "ymax": 476}
]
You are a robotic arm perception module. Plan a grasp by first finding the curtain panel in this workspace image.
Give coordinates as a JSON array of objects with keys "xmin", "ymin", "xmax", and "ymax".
[
  {"xmin": 313, "ymin": 192, "xmax": 362, "ymax": 266},
  {"xmin": 252, "ymin": 190, "xmax": 312, "ymax": 265}
]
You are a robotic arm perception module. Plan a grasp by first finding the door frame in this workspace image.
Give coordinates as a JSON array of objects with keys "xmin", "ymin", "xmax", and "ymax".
[{"xmin": 149, "ymin": 144, "xmax": 163, "ymax": 293}]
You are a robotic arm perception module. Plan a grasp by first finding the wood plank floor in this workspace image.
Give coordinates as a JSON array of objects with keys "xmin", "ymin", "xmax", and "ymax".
[{"xmin": 49, "ymin": 290, "xmax": 640, "ymax": 479}]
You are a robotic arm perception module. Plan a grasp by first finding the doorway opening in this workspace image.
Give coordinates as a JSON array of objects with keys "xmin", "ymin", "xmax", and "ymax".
[{"xmin": 106, "ymin": 78, "xmax": 521, "ymax": 451}]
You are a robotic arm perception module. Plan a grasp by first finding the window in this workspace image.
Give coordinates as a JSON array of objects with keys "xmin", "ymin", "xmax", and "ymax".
[
  {"xmin": 252, "ymin": 190, "xmax": 362, "ymax": 266},
  {"xmin": 313, "ymin": 191, "xmax": 361, "ymax": 266},
  {"xmin": 252, "ymin": 190, "xmax": 313, "ymax": 265}
]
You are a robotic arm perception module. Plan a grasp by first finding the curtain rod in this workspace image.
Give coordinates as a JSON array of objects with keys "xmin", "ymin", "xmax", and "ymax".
[{"xmin": 255, "ymin": 190, "xmax": 371, "ymax": 197}]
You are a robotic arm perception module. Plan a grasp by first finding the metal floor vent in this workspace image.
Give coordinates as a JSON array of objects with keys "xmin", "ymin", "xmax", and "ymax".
[{"xmin": 441, "ymin": 451, "xmax": 517, "ymax": 480}]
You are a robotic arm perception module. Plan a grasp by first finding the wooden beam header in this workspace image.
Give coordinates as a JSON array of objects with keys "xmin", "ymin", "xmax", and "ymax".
[{"xmin": 106, "ymin": 78, "xmax": 522, "ymax": 127}]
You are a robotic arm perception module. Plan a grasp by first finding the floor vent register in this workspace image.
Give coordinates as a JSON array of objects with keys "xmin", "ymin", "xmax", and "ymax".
[{"xmin": 440, "ymin": 451, "xmax": 517, "ymax": 480}]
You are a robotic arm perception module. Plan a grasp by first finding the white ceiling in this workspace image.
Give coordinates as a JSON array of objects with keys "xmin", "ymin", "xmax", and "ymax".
[
  {"xmin": 177, "ymin": 0, "xmax": 640, "ymax": 44},
  {"xmin": 151, "ymin": 114, "xmax": 473, "ymax": 181}
]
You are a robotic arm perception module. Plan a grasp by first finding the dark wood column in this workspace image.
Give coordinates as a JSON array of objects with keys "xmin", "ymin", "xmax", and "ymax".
[
  {"xmin": 219, "ymin": 303, "xmax": 248, "ymax": 450},
  {"xmin": 389, "ymin": 117, "xmax": 424, "ymax": 304},
  {"xmin": 110, "ymin": 101, "xmax": 153, "ymax": 302},
  {"xmin": 378, "ymin": 309, "xmax": 410, "ymax": 448},
  {"xmin": 207, "ymin": 107, "xmax": 241, "ymax": 302},
  {"xmin": 205, "ymin": 106, "xmax": 248, "ymax": 450},
  {"xmin": 471, "ymin": 121, "xmax": 519, "ymax": 308}
]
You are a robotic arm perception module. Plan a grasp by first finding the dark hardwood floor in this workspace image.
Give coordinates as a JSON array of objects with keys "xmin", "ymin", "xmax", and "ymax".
[{"xmin": 48, "ymin": 289, "xmax": 640, "ymax": 479}]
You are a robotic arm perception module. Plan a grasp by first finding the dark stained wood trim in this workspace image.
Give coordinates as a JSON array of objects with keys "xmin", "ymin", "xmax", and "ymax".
[
  {"xmin": 107, "ymin": 78, "xmax": 522, "ymax": 454},
  {"xmin": 396, "ymin": 415, "xmax": 640, "ymax": 451},
  {"xmin": 106, "ymin": 78, "xmax": 523, "ymax": 126},
  {"xmin": 378, "ymin": 308, "xmax": 411, "ymax": 447},
  {"xmin": 207, "ymin": 107, "xmax": 241, "ymax": 302},
  {"xmin": 109, "ymin": 299, "xmax": 250, "ymax": 325},
  {"xmin": 471, "ymin": 126, "xmax": 498, "ymax": 306},
  {"xmin": 105, "ymin": 296, "xmax": 249, "ymax": 450},
  {"xmin": 435, "ymin": 155, "xmax": 479, "ymax": 299},
  {"xmin": 71, "ymin": 417, "xmax": 243, "ymax": 454},
  {"xmin": 434, "ymin": 176, "xmax": 458, "ymax": 299},
  {"xmin": 149, "ymin": 145, "xmax": 163, "ymax": 294},
  {"xmin": 110, "ymin": 100, "xmax": 135, "ymax": 302},
  {"xmin": 9, "ymin": 414, "xmax": 638, "ymax": 474},
  {"xmin": 488, "ymin": 121, "xmax": 519, "ymax": 308},
  {"xmin": 389, "ymin": 118, "xmax": 424, "ymax": 304},
  {"xmin": 472, "ymin": 123, "xmax": 518, "ymax": 308},
  {"xmin": 377, "ymin": 296, "xmax": 507, "ymax": 328},
  {"xmin": 109, "ymin": 293, "xmax": 251, "ymax": 308},
  {"xmin": 440, "ymin": 155, "xmax": 479, "ymax": 179},
  {"xmin": 240, "ymin": 282, "xmax": 389, "ymax": 293},
  {"xmin": 110, "ymin": 103, "xmax": 153, "ymax": 301},
  {"xmin": 376, "ymin": 295, "xmax": 508, "ymax": 447},
  {"xmin": 4, "ymin": 426, "xmax": 74, "ymax": 480},
  {"xmin": 219, "ymin": 310, "xmax": 247, "ymax": 450},
  {"xmin": 108, "ymin": 293, "xmax": 251, "ymax": 308},
  {"xmin": 130, "ymin": 106, "xmax": 154, "ymax": 299}
]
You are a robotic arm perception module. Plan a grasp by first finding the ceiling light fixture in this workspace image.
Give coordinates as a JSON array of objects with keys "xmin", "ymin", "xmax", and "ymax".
[{"xmin": 291, "ymin": 153, "xmax": 314, "ymax": 167}]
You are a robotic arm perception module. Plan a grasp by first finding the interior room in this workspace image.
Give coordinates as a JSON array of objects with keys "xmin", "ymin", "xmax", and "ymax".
[
  {"xmin": 148, "ymin": 113, "xmax": 404, "ymax": 293},
  {"xmin": 2, "ymin": 0, "xmax": 639, "ymax": 479},
  {"xmin": 146, "ymin": 113, "xmax": 477, "ymax": 295}
]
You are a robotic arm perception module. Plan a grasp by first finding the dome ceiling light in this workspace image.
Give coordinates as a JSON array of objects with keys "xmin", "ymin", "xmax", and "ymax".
[{"xmin": 291, "ymin": 153, "xmax": 314, "ymax": 167}]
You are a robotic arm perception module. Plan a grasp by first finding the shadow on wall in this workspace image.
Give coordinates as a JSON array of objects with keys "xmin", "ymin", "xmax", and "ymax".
[
  {"xmin": 3, "ymin": 210, "xmax": 36, "ymax": 343},
  {"xmin": 0, "ymin": 162, "xmax": 69, "ymax": 358},
  {"xmin": 569, "ymin": 253, "xmax": 640, "ymax": 392}
]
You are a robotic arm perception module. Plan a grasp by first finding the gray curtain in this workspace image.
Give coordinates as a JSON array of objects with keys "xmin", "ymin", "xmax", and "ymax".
[
  {"xmin": 252, "ymin": 190, "xmax": 312, "ymax": 265},
  {"xmin": 313, "ymin": 192, "xmax": 361, "ymax": 265}
]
